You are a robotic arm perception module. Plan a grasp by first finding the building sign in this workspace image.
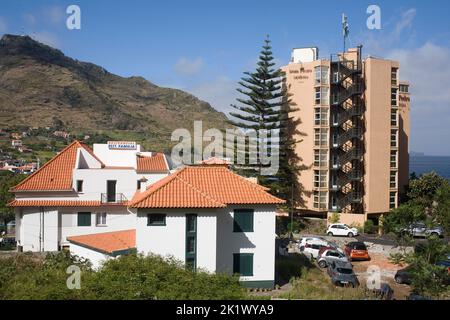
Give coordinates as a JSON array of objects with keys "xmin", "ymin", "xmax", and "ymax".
[
  {"xmin": 289, "ymin": 68, "xmax": 312, "ymax": 81},
  {"xmin": 107, "ymin": 141, "xmax": 137, "ymax": 150}
]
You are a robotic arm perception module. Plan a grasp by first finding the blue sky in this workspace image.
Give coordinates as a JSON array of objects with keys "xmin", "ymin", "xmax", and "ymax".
[{"xmin": 1, "ymin": 0, "xmax": 450, "ymax": 155}]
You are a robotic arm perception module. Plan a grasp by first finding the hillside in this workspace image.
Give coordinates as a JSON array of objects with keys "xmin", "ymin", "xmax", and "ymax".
[{"xmin": 0, "ymin": 34, "xmax": 230, "ymax": 152}]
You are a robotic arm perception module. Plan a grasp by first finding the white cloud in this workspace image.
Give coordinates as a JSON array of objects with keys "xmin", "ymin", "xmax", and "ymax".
[
  {"xmin": 47, "ymin": 6, "xmax": 65, "ymax": 24},
  {"xmin": 23, "ymin": 13, "xmax": 37, "ymax": 26},
  {"xmin": 187, "ymin": 76, "xmax": 238, "ymax": 116},
  {"xmin": 0, "ymin": 17, "xmax": 7, "ymax": 33},
  {"xmin": 394, "ymin": 8, "xmax": 416, "ymax": 38},
  {"xmin": 174, "ymin": 57, "xmax": 204, "ymax": 76}
]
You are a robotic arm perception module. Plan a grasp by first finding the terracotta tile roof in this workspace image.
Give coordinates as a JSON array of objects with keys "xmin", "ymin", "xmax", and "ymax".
[
  {"xmin": 130, "ymin": 166, "xmax": 285, "ymax": 208},
  {"xmin": 7, "ymin": 200, "xmax": 129, "ymax": 207},
  {"xmin": 199, "ymin": 157, "xmax": 231, "ymax": 165},
  {"xmin": 136, "ymin": 153, "xmax": 169, "ymax": 173},
  {"xmin": 11, "ymin": 141, "xmax": 102, "ymax": 192},
  {"xmin": 67, "ymin": 229, "xmax": 136, "ymax": 255}
]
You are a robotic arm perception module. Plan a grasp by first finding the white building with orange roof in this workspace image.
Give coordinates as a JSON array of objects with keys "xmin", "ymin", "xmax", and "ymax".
[{"xmin": 10, "ymin": 141, "xmax": 284, "ymax": 288}]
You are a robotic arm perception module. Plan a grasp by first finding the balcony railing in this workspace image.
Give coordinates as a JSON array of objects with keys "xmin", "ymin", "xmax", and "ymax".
[{"xmin": 101, "ymin": 193, "xmax": 127, "ymax": 204}]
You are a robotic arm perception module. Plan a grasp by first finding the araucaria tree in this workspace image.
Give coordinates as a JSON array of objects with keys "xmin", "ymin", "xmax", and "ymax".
[{"xmin": 229, "ymin": 36, "xmax": 300, "ymax": 207}]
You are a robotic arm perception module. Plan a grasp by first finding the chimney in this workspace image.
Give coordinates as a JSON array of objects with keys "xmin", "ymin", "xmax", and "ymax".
[{"xmin": 140, "ymin": 177, "xmax": 149, "ymax": 193}]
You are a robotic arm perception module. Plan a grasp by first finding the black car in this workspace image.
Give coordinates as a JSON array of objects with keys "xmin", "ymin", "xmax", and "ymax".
[{"xmin": 394, "ymin": 266, "xmax": 413, "ymax": 284}]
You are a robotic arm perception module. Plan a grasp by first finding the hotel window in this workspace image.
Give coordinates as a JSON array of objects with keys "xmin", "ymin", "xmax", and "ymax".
[
  {"xmin": 391, "ymin": 68, "xmax": 398, "ymax": 86},
  {"xmin": 389, "ymin": 192, "xmax": 397, "ymax": 209},
  {"xmin": 314, "ymin": 149, "xmax": 327, "ymax": 167},
  {"xmin": 391, "ymin": 110, "xmax": 398, "ymax": 126},
  {"xmin": 399, "ymin": 84, "xmax": 409, "ymax": 93},
  {"xmin": 391, "ymin": 88, "xmax": 398, "ymax": 106},
  {"xmin": 137, "ymin": 180, "xmax": 141, "ymax": 190},
  {"xmin": 96, "ymin": 212, "xmax": 107, "ymax": 226},
  {"xmin": 314, "ymin": 128, "xmax": 328, "ymax": 147},
  {"xmin": 147, "ymin": 214, "xmax": 166, "ymax": 226},
  {"xmin": 391, "ymin": 129, "xmax": 397, "ymax": 147},
  {"xmin": 315, "ymin": 66, "xmax": 329, "ymax": 85},
  {"xmin": 390, "ymin": 171, "xmax": 397, "ymax": 188},
  {"xmin": 314, "ymin": 108, "xmax": 328, "ymax": 126},
  {"xmin": 332, "ymin": 154, "xmax": 339, "ymax": 168},
  {"xmin": 390, "ymin": 150, "xmax": 397, "ymax": 168},
  {"xmin": 77, "ymin": 212, "xmax": 91, "ymax": 227},
  {"xmin": 233, "ymin": 253, "xmax": 253, "ymax": 276},
  {"xmin": 233, "ymin": 209, "xmax": 254, "ymax": 232},
  {"xmin": 314, "ymin": 87, "xmax": 329, "ymax": 105},
  {"xmin": 313, "ymin": 191, "xmax": 327, "ymax": 209},
  {"xmin": 76, "ymin": 180, "xmax": 83, "ymax": 192},
  {"xmin": 314, "ymin": 170, "xmax": 328, "ymax": 188}
]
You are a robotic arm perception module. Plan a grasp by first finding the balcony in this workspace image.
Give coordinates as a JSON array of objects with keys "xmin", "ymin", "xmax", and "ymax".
[{"xmin": 101, "ymin": 193, "xmax": 127, "ymax": 204}]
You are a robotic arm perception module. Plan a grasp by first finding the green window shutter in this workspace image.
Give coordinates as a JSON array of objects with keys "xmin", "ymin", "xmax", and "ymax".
[
  {"xmin": 233, "ymin": 209, "xmax": 254, "ymax": 232},
  {"xmin": 233, "ymin": 253, "xmax": 254, "ymax": 276},
  {"xmin": 77, "ymin": 212, "xmax": 91, "ymax": 227}
]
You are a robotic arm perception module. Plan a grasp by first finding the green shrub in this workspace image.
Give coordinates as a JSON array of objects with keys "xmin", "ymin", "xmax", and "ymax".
[
  {"xmin": 0, "ymin": 252, "xmax": 246, "ymax": 300},
  {"xmin": 364, "ymin": 220, "xmax": 377, "ymax": 234},
  {"xmin": 328, "ymin": 212, "xmax": 340, "ymax": 224}
]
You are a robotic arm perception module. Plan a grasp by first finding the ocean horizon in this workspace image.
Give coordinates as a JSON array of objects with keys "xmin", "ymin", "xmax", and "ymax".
[{"xmin": 410, "ymin": 155, "xmax": 450, "ymax": 179}]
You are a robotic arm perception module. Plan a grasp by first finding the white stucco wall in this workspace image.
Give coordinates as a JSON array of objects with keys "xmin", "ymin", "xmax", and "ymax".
[
  {"xmin": 69, "ymin": 243, "xmax": 111, "ymax": 269},
  {"xmin": 216, "ymin": 205, "xmax": 276, "ymax": 284},
  {"xmin": 15, "ymin": 206, "xmax": 136, "ymax": 251},
  {"xmin": 93, "ymin": 143, "xmax": 141, "ymax": 167},
  {"xmin": 136, "ymin": 209, "xmax": 218, "ymax": 273},
  {"xmin": 16, "ymin": 207, "xmax": 59, "ymax": 252}
]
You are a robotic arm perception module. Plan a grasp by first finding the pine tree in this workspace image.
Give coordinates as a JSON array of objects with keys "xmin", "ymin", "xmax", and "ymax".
[{"xmin": 229, "ymin": 36, "xmax": 301, "ymax": 210}]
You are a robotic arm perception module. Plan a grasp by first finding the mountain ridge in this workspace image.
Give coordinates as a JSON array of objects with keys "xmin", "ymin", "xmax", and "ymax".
[{"xmin": 0, "ymin": 34, "xmax": 229, "ymax": 149}]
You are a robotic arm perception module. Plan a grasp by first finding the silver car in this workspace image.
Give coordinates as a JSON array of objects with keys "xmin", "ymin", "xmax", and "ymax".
[
  {"xmin": 317, "ymin": 249, "xmax": 349, "ymax": 268},
  {"xmin": 404, "ymin": 222, "xmax": 444, "ymax": 238}
]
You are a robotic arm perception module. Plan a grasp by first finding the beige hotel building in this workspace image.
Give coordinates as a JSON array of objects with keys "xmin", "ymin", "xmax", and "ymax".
[{"xmin": 282, "ymin": 46, "xmax": 410, "ymax": 226}]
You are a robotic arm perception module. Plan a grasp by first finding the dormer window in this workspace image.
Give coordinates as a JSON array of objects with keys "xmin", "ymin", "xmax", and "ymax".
[{"xmin": 76, "ymin": 180, "xmax": 83, "ymax": 192}]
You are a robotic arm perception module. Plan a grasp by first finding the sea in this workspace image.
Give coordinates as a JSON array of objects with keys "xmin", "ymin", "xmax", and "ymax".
[{"xmin": 410, "ymin": 156, "xmax": 450, "ymax": 179}]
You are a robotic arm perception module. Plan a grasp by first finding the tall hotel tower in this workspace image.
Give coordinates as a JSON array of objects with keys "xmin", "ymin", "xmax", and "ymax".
[{"xmin": 282, "ymin": 47, "xmax": 410, "ymax": 225}]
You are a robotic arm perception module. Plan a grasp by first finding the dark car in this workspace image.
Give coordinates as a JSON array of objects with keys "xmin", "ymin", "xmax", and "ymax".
[
  {"xmin": 394, "ymin": 266, "xmax": 413, "ymax": 285},
  {"xmin": 344, "ymin": 241, "xmax": 370, "ymax": 261},
  {"xmin": 327, "ymin": 261, "xmax": 359, "ymax": 287}
]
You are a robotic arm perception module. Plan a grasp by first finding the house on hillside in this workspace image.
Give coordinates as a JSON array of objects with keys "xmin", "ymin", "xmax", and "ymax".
[{"xmin": 9, "ymin": 140, "xmax": 284, "ymax": 288}]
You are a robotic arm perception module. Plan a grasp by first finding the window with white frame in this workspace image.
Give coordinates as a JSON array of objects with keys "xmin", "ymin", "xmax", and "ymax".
[
  {"xmin": 96, "ymin": 212, "xmax": 107, "ymax": 226},
  {"xmin": 314, "ymin": 149, "xmax": 327, "ymax": 167},
  {"xmin": 314, "ymin": 87, "xmax": 329, "ymax": 105},
  {"xmin": 389, "ymin": 192, "xmax": 397, "ymax": 209},
  {"xmin": 391, "ymin": 129, "xmax": 397, "ymax": 147},
  {"xmin": 390, "ymin": 150, "xmax": 397, "ymax": 168},
  {"xmin": 313, "ymin": 191, "xmax": 327, "ymax": 209},
  {"xmin": 391, "ymin": 88, "xmax": 398, "ymax": 106},
  {"xmin": 314, "ymin": 170, "xmax": 328, "ymax": 188},
  {"xmin": 391, "ymin": 110, "xmax": 398, "ymax": 126},
  {"xmin": 390, "ymin": 171, "xmax": 397, "ymax": 188},
  {"xmin": 314, "ymin": 128, "xmax": 328, "ymax": 147},
  {"xmin": 314, "ymin": 107, "xmax": 328, "ymax": 126},
  {"xmin": 315, "ymin": 66, "xmax": 329, "ymax": 85},
  {"xmin": 391, "ymin": 68, "xmax": 398, "ymax": 86}
]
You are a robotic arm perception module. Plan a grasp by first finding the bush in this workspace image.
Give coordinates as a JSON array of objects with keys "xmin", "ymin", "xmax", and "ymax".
[
  {"xmin": 0, "ymin": 252, "xmax": 247, "ymax": 300},
  {"xmin": 328, "ymin": 212, "xmax": 340, "ymax": 224},
  {"xmin": 364, "ymin": 220, "xmax": 377, "ymax": 234}
]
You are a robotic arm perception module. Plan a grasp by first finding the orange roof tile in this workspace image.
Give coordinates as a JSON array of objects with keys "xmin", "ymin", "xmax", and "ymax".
[
  {"xmin": 7, "ymin": 200, "xmax": 128, "ymax": 207},
  {"xmin": 136, "ymin": 153, "xmax": 169, "ymax": 173},
  {"xmin": 130, "ymin": 166, "xmax": 285, "ymax": 208},
  {"xmin": 11, "ymin": 141, "xmax": 102, "ymax": 192},
  {"xmin": 199, "ymin": 157, "xmax": 231, "ymax": 165},
  {"xmin": 67, "ymin": 229, "xmax": 135, "ymax": 255}
]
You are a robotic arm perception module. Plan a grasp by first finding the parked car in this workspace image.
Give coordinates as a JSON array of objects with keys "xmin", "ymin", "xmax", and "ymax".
[
  {"xmin": 299, "ymin": 238, "xmax": 330, "ymax": 260},
  {"xmin": 326, "ymin": 223, "xmax": 359, "ymax": 237},
  {"xmin": 344, "ymin": 241, "xmax": 370, "ymax": 261},
  {"xmin": 402, "ymin": 222, "xmax": 444, "ymax": 238},
  {"xmin": 327, "ymin": 261, "xmax": 359, "ymax": 287},
  {"xmin": 394, "ymin": 266, "xmax": 413, "ymax": 284},
  {"xmin": 317, "ymin": 249, "xmax": 349, "ymax": 268}
]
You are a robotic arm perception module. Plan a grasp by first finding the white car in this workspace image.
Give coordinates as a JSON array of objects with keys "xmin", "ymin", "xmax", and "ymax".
[
  {"xmin": 299, "ymin": 237, "xmax": 330, "ymax": 260},
  {"xmin": 326, "ymin": 223, "xmax": 359, "ymax": 237}
]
